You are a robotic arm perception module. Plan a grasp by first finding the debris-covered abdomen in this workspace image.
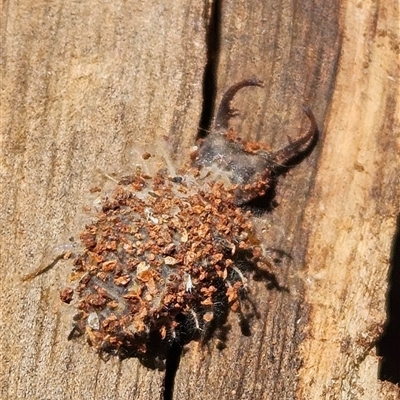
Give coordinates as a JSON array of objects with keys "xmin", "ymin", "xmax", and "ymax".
[{"xmin": 67, "ymin": 171, "xmax": 263, "ymax": 359}]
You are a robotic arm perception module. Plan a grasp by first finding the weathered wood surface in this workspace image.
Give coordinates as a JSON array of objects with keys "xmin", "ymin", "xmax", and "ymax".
[{"xmin": 1, "ymin": 1, "xmax": 399, "ymax": 399}]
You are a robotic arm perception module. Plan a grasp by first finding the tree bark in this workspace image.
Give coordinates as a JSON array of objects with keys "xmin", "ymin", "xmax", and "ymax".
[{"xmin": 1, "ymin": 1, "xmax": 399, "ymax": 399}]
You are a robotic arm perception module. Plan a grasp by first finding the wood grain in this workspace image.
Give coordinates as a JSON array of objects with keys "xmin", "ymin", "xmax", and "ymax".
[
  {"xmin": 1, "ymin": 1, "xmax": 207, "ymax": 399},
  {"xmin": 1, "ymin": 0, "xmax": 399, "ymax": 399}
]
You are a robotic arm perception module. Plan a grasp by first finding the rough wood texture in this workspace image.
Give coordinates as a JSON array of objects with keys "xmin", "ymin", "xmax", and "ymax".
[{"xmin": 1, "ymin": 1, "xmax": 399, "ymax": 399}]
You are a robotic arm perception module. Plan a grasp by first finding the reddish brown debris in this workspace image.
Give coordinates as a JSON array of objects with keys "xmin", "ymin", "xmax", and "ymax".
[
  {"xmin": 60, "ymin": 78, "xmax": 318, "ymax": 364},
  {"xmin": 62, "ymin": 169, "xmax": 268, "ymax": 359},
  {"xmin": 60, "ymin": 287, "xmax": 74, "ymax": 304}
]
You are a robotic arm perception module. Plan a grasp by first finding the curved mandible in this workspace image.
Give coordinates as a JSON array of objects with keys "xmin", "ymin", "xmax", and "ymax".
[
  {"xmin": 271, "ymin": 105, "xmax": 319, "ymax": 169},
  {"xmin": 214, "ymin": 78, "xmax": 264, "ymax": 132}
]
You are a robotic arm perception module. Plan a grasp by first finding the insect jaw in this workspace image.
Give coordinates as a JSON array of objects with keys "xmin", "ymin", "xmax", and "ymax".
[{"xmin": 214, "ymin": 78, "xmax": 265, "ymax": 132}]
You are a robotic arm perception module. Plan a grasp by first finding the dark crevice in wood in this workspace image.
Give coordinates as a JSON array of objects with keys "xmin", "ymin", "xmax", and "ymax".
[
  {"xmin": 164, "ymin": 1, "xmax": 222, "ymax": 398},
  {"xmin": 197, "ymin": 0, "xmax": 222, "ymax": 139},
  {"xmin": 377, "ymin": 213, "xmax": 400, "ymax": 384},
  {"xmin": 162, "ymin": 342, "xmax": 183, "ymax": 400}
]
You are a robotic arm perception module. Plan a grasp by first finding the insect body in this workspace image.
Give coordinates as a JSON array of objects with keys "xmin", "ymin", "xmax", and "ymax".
[{"xmin": 62, "ymin": 78, "xmax": 318, "ymax": 368}]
